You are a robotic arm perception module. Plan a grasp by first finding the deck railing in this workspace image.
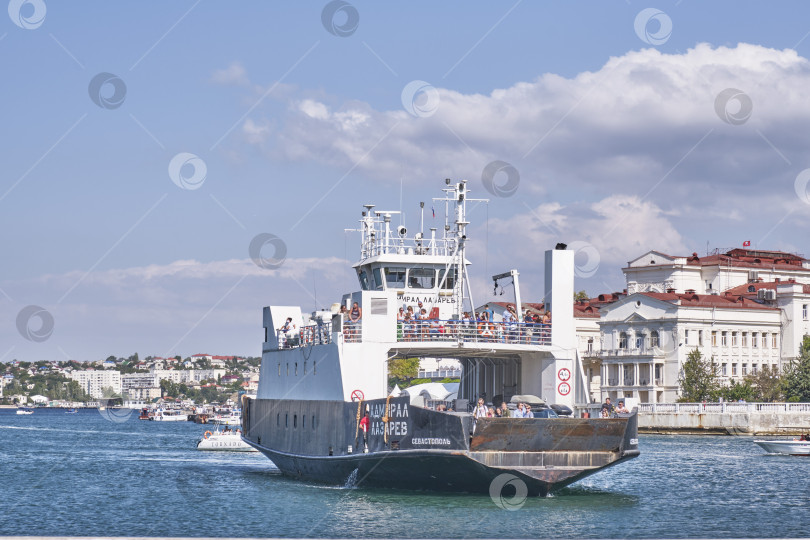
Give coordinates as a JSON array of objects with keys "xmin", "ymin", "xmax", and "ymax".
[
  {"xmin": 395, "ymin": 319, "xmax": 551, "ymax": 345},
  {"xmin": 276, "ymin": 322, "xmax": 332, "ymax": 349}
]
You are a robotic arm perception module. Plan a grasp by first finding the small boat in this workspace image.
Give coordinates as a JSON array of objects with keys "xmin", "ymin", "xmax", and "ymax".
[
  {"xmin": 65, "ymin": 408, "xmax": 78, "ymax": 414},
  {"xmin": 208, "ymin": 409, "xmax": 242, "ymax": 426},
  {"xmin": 150, "ymin": 409, "xmax": 188, "ymax": 422},
  {"xmin": 15, "ymin": 407, "xmax": 33, "ymax": 415},
  {"xmin": 196, "ymin": 428, "xmax": 257, "ymax": 452},
  {"xmin": 138, "ymin": 408, "xmax": 151, "ymax": 420},
  {"xmin": 754, "ymin": 438, "xmax": 810, "ymax": 456}
]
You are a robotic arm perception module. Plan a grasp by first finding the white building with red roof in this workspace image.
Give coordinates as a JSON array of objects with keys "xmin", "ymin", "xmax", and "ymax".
[{"xmin": 596, "ymin": 247, "xmax": 810, "ymax": 403}]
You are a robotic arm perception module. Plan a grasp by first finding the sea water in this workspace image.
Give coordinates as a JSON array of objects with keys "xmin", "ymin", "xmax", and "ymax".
[{"xmin": 0, "ymin": 408, "xmax": 807, "ymax": 538}]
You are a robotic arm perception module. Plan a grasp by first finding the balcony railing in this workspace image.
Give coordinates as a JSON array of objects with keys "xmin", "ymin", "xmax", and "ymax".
[
  {"xmin": 276, "ymin": 322, "xmax": 333, "ymax": 349},
  {"xmin": 395, "ymin": 319, "xmax": 551, "ymax": 345},
  {"xmin": 638, "ymin": 402, "xmax": 810, "ymax": 414}
]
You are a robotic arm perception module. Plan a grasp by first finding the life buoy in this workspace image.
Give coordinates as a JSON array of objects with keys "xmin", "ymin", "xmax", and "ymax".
[
  {"xmin": 204, "ymin": 431, "xmax": 212, "ymax": 439},
  {"xmin": 477, "ymin": 322, "xmax": 494, "ymax": 337}
]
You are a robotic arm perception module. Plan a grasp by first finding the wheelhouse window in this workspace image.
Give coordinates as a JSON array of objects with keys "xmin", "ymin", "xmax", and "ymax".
[
  {"xmin": 385, "ymin": 267, "xmax": 406, "ymax": 288},
  {"xmin": 439, "ymin": 268, "xmax": 456, "ymax": 289},
  {"xmin": 358, "ymin": 270, "xmax": 370, "ymax": 290},
  {"xmin": 408, "ymin": 268, "xmax": 436, "ymax": 289},
  {"xmin": 372, "ymin": 267, "xmax": 384, "ymax": 290}
]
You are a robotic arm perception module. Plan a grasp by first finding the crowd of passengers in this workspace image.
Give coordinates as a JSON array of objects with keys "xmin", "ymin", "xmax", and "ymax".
[
  {"xmin": 471, "ymin": 398, "xmax": 557, "ymax": 418},
  {"xmin": 395, "ymin": 303, "xmax": 551, "ymax": 343}
]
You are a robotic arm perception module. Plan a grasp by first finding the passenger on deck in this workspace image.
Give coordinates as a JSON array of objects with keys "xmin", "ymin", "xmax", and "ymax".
[
  {"xmin": 601, "ymin": 397, "xmax": 614, "ymax": 416},
  {"xmin": 487, "ymin": 408, "xmax": 495, "ymax": 417},
  {"xmin": 349, "ymin": 302, "xmax": 362, "ymax": 337},
  {"xmin": 502, "ymin": 304, "xmax": 517, "ymax": 342},
  {"xmin": 615, "ymin": 401, "xmax": 629, "ymax": 414},
  {"xmin": 279, "ymin": 317, "xmax": 296, "ymax": 348},
  {"xmin": 473, "ymin": 398, "xmax": 488, "ymax": 418},
  {"xmin": 525, "ymin": 404, "xmax": 533, "ymax": 417},
  {"xmin": 513, "ymin": 403, "xmax": 526, "ymax": 418},
  {"xmin": 499, "ymin": 402, "xmax": 511, "ymax": 418}
]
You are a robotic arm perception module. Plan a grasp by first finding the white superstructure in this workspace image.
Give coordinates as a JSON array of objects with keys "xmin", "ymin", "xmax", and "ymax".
[{"xmin": 258, "ymin": 179, "xmax": 583, "ymax": 409}]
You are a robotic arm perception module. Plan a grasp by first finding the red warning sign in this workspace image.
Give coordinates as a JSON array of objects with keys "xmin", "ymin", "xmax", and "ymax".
[
  {"xmin": 557, "ymin": 368, "xmax": 571, "ymax": 381},
  {"xmin": 558, "ymin": 382, "xmax": 571, "ymax": 396}
]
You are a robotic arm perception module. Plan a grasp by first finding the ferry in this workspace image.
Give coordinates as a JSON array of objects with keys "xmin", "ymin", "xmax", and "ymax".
[{"xmin": 242, "ymin": 178, "xmax": 639, "ymax": 496}]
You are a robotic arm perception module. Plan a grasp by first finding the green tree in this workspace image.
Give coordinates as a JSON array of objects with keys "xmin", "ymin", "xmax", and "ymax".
[
  {"xmin": 387, "ymin": 357, "xmax": 420, "ymax": 388},
  {"xmin": 783, "ymin": 335, "xmax": 810, "ymax": 402},
  {"xmin": 716, "ymin": 379, "xmax": 757, "ymax": 402},
  {"xmin": 574, "ymin": 290, "xmax": 589, "ymax": 302},
  {"xmin": 678, "ymin": 348, "xmax": 719, "ymax": 402},
  {"xmin": 745, "ymin": 364, "xmax": 783, "ymax": 402}
]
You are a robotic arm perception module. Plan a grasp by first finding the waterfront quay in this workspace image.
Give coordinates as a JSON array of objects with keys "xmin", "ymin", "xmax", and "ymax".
[{"xmin": 634, "ymin": 401, "xmax": 810, "ymax": 435}]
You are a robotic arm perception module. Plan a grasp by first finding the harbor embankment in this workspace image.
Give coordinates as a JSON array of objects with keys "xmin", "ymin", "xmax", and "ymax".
[{"xmin": 636, "ymin": 402, "xmax": 810, "ymax": 435}]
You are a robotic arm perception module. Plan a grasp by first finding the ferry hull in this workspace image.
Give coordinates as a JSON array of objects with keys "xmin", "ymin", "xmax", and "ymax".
[{"xmin": 242, "ymin": 396, "xmax": 639, "ymax": 496}]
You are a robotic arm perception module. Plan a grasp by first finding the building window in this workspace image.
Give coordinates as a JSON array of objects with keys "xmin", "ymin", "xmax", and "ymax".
[
  {"xmin": 587, "ymin": 337, "xmax": 594, "ymax": 354},
  {"xmin": 742, "ymin": 332, "xmax": 748, "ymax": 347},
  {"xmin": 762, "ymin": 333, "xmax": 768, "ymax": 349},
  {"xmin": 721, "ymin": 331, "xmax": 727, "ymax": 346},
  {"xmin": 650, "ymin": 331, "xmax": 660, "ymax": 348},
  {"xmin": 804, "ymin": 304, "xmax": 808, "ymax": 320},
  {"xmin": 619, "ymin": 332, "xmax": 628, "ymax": 349},
  {"xmin": 772, "ymin": 334, "xmax": 778, "ymax": 348},
  {"xmin": 684, "ymin": 329, "xmax": 690, "ymax": 345},
  {"xmin": 722, "ymin": 363, "xmax": 727, "ymax": 376},
  {"xmin": 636, "ymin": 334, "xmax": 644, "ymax": 349},
  {"xmin": 698, "ymin": 330, "xmax": 704, "ymax": 346},
  {"xmin": 752, "ymin": 333, "xmax": 758, "ymax": 348},
  {"xmin": 742, "ymin": 364, "xmax": 748, "ymax": 376},
  {"xmin": 711, "ymin": 331, "xmax": 717, "ymax": 346},
  {"xmin": 731, "ymin": 332, "xmax": 738, "ymax": 346},
  {"xmin": 732, "ymin": 363, "xmax": 737, "ymax": 376},
  {"xmin": 752, "ymin": 364, "xmax": 758, "ymax": 374}
]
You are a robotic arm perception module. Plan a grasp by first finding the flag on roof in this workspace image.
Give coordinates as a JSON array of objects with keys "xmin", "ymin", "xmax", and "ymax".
[{"xmin": 743, "ymin": 240, "xmax": 751, "ymax": 247}]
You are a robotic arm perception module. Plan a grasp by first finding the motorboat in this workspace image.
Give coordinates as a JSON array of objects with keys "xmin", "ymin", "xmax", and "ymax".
[
  {"xmin": 15, "ymin": 407, "xmax": 33, "ymax": 415},
  {"xmin": 242, "ymin": 178, "xmax": 639, "ymax": 496},
  {"xmin": 754, "ymin": 438, "xmax": 810, "ymax": 455},
  {"xmin": 150, "ymin": 409, "xmax": 188, "ymax": 422},
  {"xmin": 208, "ymin": 409, "xmax": 242, "ymax": 426},
  {"xmin": 196, "ymin": 428, "xmax": 257, "ymax": 452},
  {"xmin": 65, "ymin": 408, "xmax": 78, "ymax": 414}
]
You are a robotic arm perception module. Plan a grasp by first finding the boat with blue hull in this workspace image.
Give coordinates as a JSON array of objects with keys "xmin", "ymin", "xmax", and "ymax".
[{"xmin": 243, "ymin": 178, "xmax": 639, "ymax": 495}]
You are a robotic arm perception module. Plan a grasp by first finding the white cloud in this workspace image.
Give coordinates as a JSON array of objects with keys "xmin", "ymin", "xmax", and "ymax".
[
  {"xmin": 211, "ymin": 61, "xmax": 249, "ymax": 86},
  {"xmin": 262, "ymin": 43, "xmax": 810, "ymax": 213}
]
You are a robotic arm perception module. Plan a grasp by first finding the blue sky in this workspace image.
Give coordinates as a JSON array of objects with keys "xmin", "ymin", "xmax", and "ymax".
[{"xmin": 4, "ymin": 1, "xmax": 810, "ymax": 361}]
